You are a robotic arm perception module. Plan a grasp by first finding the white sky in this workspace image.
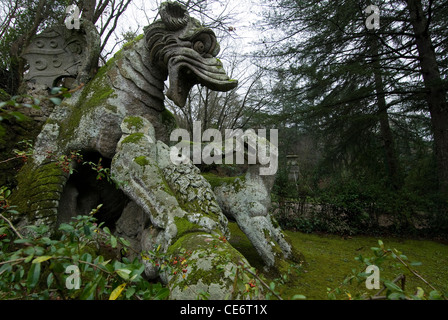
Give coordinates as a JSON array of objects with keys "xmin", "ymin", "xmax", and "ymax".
[
  {"xmin": 110, "ymin": 0, "xmax": 264, "ymax": 58},
  {"xmin": 98, "ymin": 0, "xmax": 268, "ymax": 97}
]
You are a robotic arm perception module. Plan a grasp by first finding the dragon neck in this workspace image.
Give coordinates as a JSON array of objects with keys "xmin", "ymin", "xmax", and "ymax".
[{"xmin": 110, "ymin": 38, "xmax": 168, "ymax": 112}]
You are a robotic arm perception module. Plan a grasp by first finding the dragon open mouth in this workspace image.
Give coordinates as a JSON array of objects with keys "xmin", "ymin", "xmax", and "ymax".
[{"xmin": 166, "ymin": 53, "xmax": 238, "ymax": 107}]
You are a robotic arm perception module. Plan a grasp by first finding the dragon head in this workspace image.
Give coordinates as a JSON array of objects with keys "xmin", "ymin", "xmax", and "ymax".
[{"xmin": 145, "ymin": 1, "xmax": 238, "ymax": 107}]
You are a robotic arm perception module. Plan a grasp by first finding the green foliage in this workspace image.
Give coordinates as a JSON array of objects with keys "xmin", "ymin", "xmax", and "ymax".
[
  {"xmin": 0, "ymin": 205, "xmax": 169, "ymax": 300},
  {"xmin": 327, "ymin": 240, "xmax": 448, "ymax": 300},
  {"xmin": 0, "ymin": 95, "xmax": 39, "ymax": 137},
  {"xmin": 258, "ymin": 0, "xmax": 448, "ymax": 236},
  {"xmin": 0, "ymin": 1, "xmax": 72, "ymax": 91},
  {"xmin": 0, "ymin": 86, "xmax": 72, "ymax": 138},
  {"xmin": 273, "ymin": 168, "xmax": 446, "ymax": 236}
]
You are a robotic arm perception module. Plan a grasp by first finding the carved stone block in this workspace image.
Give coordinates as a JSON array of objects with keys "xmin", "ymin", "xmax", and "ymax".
[{"xmin": 22, "ymin": 21, "xmax": 100, "ymax": 88}]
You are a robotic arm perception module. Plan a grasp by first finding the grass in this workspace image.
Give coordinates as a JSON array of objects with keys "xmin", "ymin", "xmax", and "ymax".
[{"xmin": 227, "ymin": 222, "xmax": 448, "ymax": 300}]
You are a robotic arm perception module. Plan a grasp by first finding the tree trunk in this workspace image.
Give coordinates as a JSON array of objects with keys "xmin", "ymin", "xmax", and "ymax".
[
  {"xmin": 370, "ymin": 34, "xmax": 402, "ymax": 190},
  {"xmin": 406, "ymin": 0, "xmax": 448, "ymax": 198},
  {"xmin": 80, "ymin": 0, "xmax": 97, "ymax": 22}
]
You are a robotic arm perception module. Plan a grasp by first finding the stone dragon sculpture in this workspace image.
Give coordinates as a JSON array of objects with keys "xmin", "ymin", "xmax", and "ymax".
[{"xmin": 11, "ymin": 1, "xmax": 302, "ymax": 299}]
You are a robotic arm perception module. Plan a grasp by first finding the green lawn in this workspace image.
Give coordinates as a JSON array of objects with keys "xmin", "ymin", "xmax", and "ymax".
[{"xmin": 227, "ymin": 222, "xmax": 448, "ymax": 300}]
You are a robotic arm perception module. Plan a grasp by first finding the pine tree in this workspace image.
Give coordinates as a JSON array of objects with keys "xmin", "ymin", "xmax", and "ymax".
[{"xmin": 257, "ymin": 0, "xmax": 447, "ymax": 199}]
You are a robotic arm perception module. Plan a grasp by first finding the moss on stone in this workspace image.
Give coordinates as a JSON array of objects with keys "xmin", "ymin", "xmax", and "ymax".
[
  {"xmin": 122, "ymin": 132, "xmax": 144, "ymax": 144},
  {"xmin": 105, "ymin": 104, "xmax": 118, "ymax": 113},
  {"xmin": 122, "ymin": 34, "xmax": 144, "ymax": 50},
  {"xmin": 123, "ymin": 116, "xmax": 145, "ymax": 132},
  {"xmin": 201, "ymin": 172, "xmax": 245, "ymax": 192},
  {"xmin": 174, "ymin": 216, "xmax": 203, "ymax": 240},
  {"xmin": 10, "ymin": 161, "xmax": 67, "ymax": 226},
  {"xmin": 134, "ymin": 155, "xmax": 150, "ymax": 167},
  {"xmin": 57, "ymin": 48, "xmax": 123, "ymax": 145},
  {"xmin": 160, "ymin": 108, "xmax": 178, "ymax": 132},
  {"xmin": 166, "ymin": 231, "xmax": 250, "ymax": 296}
]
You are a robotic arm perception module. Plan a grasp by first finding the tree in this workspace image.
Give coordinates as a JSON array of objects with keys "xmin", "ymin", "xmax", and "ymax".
[
  {"xmin": 405, "ymin": 0, "xmax": 448, "ymax": 198},
  {"xmin": 256, "ymin": 0, "xmax": 447, "ymax": 196},
  {"xmin": 168, "ymin": 54, "xmax": 269, "ymax": 136},
  {"xmin": 0, "ymin": 0, "xmax": 132, "ymax": 94}
]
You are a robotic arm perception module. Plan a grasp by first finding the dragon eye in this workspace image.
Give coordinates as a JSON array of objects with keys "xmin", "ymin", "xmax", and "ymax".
[
  {"xmin": 191, "ymin": 32, "xmax": 217, "ymax": 56},
  {"xmin": 193, "ymin": 40, "xmax": 205, "ymax": 54}
]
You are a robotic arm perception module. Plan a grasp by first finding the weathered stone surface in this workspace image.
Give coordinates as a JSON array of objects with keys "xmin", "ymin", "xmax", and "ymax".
[
  {"xmin": 111, "ymin": 116, "xmax": 247, "ymax": 298},
  {"xmin": 163, "ymin": 232, "xmax": 258, "ymax": 300},
  {"xmin": 207, "ymin": 165, "xmax": 303, "ymax": 272},
  {"xmin": 11, "ymin": 1, "xmax": 300, "ymax": 299},
  {"xmin": 114, "ymin": 201, "xmax": 150, "ymax": 258},
  {"xmin": 22, "ymin": 19, "xmax": 100, "ymax": 88},
  {"xmin": 201, "ymin": 131, "xmax": 303, "ymax": 272}
]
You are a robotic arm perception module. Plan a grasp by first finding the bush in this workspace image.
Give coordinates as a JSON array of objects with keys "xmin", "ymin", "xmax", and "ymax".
[{"xmin": 0, "ymin": 206, "xmax": 169, "ymax": 300}]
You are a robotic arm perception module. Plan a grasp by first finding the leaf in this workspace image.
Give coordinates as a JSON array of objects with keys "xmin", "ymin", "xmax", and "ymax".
[
  {"xmin": 153, "ymin": 287, "xmax": 170, "ymax": 300},
  {"xmin": 116, "ymin": 268, "xmax": 131, "ymax": 280},
  {"xmin": 83, "ymin": 224, "xmax": 91, "ymax": 236},
  {"xmin": 100, "ymin": 259, "xmax": 111, "ymax": 267},
  {"xmin": 59, "ymin": 223, "xmax": 74, "ymax": 232},
  {"xmin": 32, "ymin": 256, "xmax": 52, "ymax": 264},
  {"xmin": 388, "ymin": 292, "xmax": 405, "ymax": 300},
  {"xmin": 110, "ymin": 235, "xmax": 117, "ymax": 248},
  {"xmin": 126, "ymin": 286, "xmax": 136, "ymax": 299},
  {"xmin": 47, "ymin": 273, "xmax": 54, "ymax": 288},
  {"xmin": 3, "ymin": 188, "xmax": 11, "ymax": 198},
  {"xmin": 80, "ymin": 280, "xmax": 99, "ymax": 300},
  {"xmin": 80, "ymin": 254, "xmax": 93, "ymax": 272},
  {"xmin": 10, "ymin": 111, "xmax": 27, "ymax": 121},
  {"xmin": 119, "ymin": 237, "xmax": 130, "ymax": 247},
  {"xmin": 27, "ymin": 262, "xmax": 41, "ymax": 288},
  {"xmin": 50, "ymin": 87, "xmax": 63, "ymax": 95},
  {"xmin": 410, "ymin": 261, "xmax": 422, "ymax": 267},
  {"xmin": 384, "ymin": 280, "xmax": 403, "ymax": 293},
  {"xmin": 130, "ymin": 265, "xmax": 145, "ymax": 281},
  {"xmin": 414, "ymin": 287, "xmax": 425, "ymax": 299},
  {"xmin": 291, "ymin": 294, "xmax": 306, "ymax": 300},
  {"xmin": 109, "ymin": 283, "xmax": 126, "ymax": 300},
  {"xmin": 49, "ymin": 97, "xmax": 62, "ymax": 105},
  {"xmin": 429, "ymin": 290, "xmax": 443, "ymax": 300}
]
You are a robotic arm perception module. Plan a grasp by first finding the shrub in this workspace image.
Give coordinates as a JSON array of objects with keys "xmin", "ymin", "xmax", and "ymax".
[{"xmin": 0, "ymin": 205, "xmax": 169, "ymax": 300}]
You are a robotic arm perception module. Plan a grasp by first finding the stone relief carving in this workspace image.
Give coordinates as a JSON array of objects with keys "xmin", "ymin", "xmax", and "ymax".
[{"xmin": 22, "ymin": 20, "xmax": 100, "ymax": 88}]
